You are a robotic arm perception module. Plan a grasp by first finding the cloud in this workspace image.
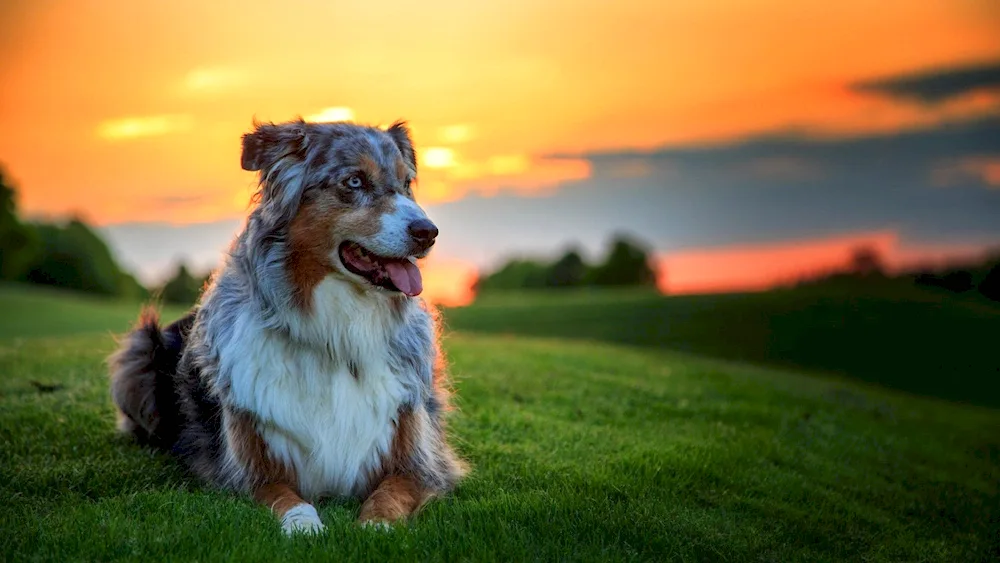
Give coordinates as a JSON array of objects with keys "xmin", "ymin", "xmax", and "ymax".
[
  {"xmin": 421, "ymin": 147, "xmax": 457, "ymax": 169},
  {"xmin": 182, "ymin": 67, "xmax": 248, "ymax": 94},
  {"xmin": 581, "ymin": 115, "xmax": 1000, "ymax": 183},
  {"xmin": 426, "ymin": 114, "xmax": 1000, "ymax": 272},
  {"xmin": 437, "ymin": 124, "xmax": 475, "ymax": 144},
  {"xmin": 305, "ymin": 107, "xmax": 355, "ymax": 123},
  {"xmin": 935, "ymin": 156, "xmax": 1000, "ymax": 188},
  {"xmin": 146, "ymin": 194, "xmax": 213, "ymax": 207},
  {"xmin": 414, "ymin": 152, "xmax": 591, "ymax": 205},
  {"xmin": 853, "ymin": 59, "xmax": 1000, "ymax": 105},
  {"xmin": 97, "ymin": 114, "xmax": 194, "ymax": 140}
]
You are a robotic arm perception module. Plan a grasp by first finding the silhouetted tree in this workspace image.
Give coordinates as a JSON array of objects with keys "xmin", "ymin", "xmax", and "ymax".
[
  {"xmin": 474, "ymin": 259, "xmax": 550, "ymax": 292},
  {"xmin": 588, "ymin": 235, "xmax": 658, "ymax": 287},
  {"xmin": 914, "ymin": 272, "xmax": 938, "ymax": 288},
  {"xmin": 915, "ymin": 268, "xmax": 976, "ymax": 294},
  {"xmin": 848, "ymin": 245, "xmax": 884, "ymax": 277},
  {"xmin": 546, "ymin": 249, "xmax": 587, "ymax": 287},
  {"xmin": 978, "ymin": 262, "xmax": 1000, "ymax": 302},
  {"xmin": 0, "ymin": 168, "xmax": 39, "ymax": 281},
  {"xmin": 161, "ymin": 263, "xmax": 205, "ymax": 305},
  {"xmin": 1, "ymin": 166, "xmax": 148, "ymax": 298},
  {"xmin": 24, "ymin": 219, "xmax": 126, "ymax": 295},
  {"xmin": 941, "ymin": 270, "xmax": 973, "ymax": 293}
]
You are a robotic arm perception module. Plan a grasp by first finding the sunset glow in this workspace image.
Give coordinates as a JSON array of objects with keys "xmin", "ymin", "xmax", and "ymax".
[
  {"xmin": 658, "ymin": 232, "xmax": 995, "ymax": 296},
  {"xmin": 2, "ymin": 1, "xmax": 998, "ymax": 302}
]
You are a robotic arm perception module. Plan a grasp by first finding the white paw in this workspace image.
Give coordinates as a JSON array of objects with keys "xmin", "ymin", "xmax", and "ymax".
[
  {"xmin": 361, "ymin": 519, "xmax": 393, "ymax": 532},
  {"xmin": 281, "ymin": 503, "xmax": 326, "ymax": 536}
]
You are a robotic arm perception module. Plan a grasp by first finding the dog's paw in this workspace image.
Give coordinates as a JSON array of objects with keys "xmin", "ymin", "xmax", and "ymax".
[
  {"xmin": 281, "ymin": 503, "xmax": 326, "ymax": 536},
  {"xmin": 360, "ymin": 518, "xmax": 394, "ymax": 532}
]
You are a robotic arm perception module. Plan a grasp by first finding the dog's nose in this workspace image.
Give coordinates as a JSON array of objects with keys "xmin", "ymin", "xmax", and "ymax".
[{"xmin": 408, "ymin": 219, "xmax": 439, "ymax": 246}]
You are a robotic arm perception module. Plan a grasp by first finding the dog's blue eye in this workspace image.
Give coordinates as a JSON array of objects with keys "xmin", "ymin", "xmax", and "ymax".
[{"xmin": 346, "ymin": 175, "xmax": 364, "ymax": 189}]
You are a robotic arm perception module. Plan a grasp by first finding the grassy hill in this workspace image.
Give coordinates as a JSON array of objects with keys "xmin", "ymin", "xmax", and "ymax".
[
  {"xmin": 1, "ymin": 285, "xmax": 997, "ymax": 561},
  {"xmin": 0, "ymin": 283, "xmax": 189, "ymax": 341},
  {"xmin": 444, "ymin": 284, "xmax": 1000, "ymax": 408}
]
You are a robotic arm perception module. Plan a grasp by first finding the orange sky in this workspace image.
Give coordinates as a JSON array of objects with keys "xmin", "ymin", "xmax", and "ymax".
[
  {"xmin": 1, "ymin": 1, "xmax": 999, "ymax": 303},
  {"xmin": 657, "ymin": 231, "xmax": 995, "ymax": 296}
]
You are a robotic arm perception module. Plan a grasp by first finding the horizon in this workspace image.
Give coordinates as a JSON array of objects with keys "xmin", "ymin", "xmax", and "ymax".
[{"xmin": 3, "ymin": 1, "xmax": 999, "ymax": 305}]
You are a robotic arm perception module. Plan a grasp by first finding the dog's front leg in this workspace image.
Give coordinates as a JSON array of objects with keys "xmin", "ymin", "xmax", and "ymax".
[
  {"xmin": 254, "ymin": 482, "xmax": 325, "ymax": 535},
  {"xmin": 358, "ymin": 404, "xmax": 463, "ymax": 526},
  {"xmin": 227, "ymin": 409, "xmax": 324, "ymax": 535},
  {"xmin": 358, "ymin": 474, "xmax": 428, "ymax": 525}
]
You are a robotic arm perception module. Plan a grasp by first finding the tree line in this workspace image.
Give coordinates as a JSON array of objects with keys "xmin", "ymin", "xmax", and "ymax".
[
  {"xmin": 798, "ymin": 244, "xmax": 1000, "ymax": 302},
  {"xmin": 1, "ymin": 169, "xmax": 149, "ymax": 299},
  {"xmin": 1, "ymin": 167, "xmax": 205, "ymax": 304},
  {"xmin": 473, "ymin": 235, "xmax": 659, "ymax": 293}
]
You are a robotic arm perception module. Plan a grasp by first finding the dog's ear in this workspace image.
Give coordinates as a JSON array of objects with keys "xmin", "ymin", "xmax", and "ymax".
[
  {"xmin": 386, "ymin": 120, "xmax": 417, "ymax": 174},
  {"xmin": 241, "ymin": 120, "xmax": 308, "ymax": 172},
  {"xmin": 241, "ymin": 131, "xmax": 266, "ymax": 171}
]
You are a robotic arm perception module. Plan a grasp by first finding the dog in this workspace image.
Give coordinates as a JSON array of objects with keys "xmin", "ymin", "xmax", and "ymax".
[{"xmin": 109, "ymin": 118, "xmax": 466, "ymax": 535}]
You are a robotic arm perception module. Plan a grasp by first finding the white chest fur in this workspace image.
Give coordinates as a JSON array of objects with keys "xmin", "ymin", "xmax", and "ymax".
[{"xmin": 219, "ymin": 278, "xmax": 412, "ymax": 500}]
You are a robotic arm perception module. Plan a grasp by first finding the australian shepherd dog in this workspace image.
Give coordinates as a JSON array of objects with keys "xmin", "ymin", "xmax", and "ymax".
[{"xmin": 109, "ymin": 118, "xmax": 466, "ymax": 534}]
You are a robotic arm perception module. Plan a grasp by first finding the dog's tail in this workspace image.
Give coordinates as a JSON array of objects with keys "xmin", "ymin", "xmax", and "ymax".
[{"xmin": 109, "ymin": 306, "xmax": 193, "ymax": 450}]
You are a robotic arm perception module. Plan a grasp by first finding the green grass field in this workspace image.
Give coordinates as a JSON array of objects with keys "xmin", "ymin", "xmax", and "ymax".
[
  {"xmin": 445, "ymin": 283, "xmax": 1000, "ymax": 408},
  {"xmin": 1, "ymin": 284, "xmax": 998, "ymax": 561}
]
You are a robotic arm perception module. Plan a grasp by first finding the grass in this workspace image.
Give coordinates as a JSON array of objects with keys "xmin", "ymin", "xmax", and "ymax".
[
  {"xmin": 1, "ymin": 284, "xmax": 998, "ymax": 561},
  {"xmin": 0, "ymin": 283, "xmax": 188, "ymax": 341},
  {"xmin": 444, "ymin": 282, "xmax": 1000, "ymax": 408}
]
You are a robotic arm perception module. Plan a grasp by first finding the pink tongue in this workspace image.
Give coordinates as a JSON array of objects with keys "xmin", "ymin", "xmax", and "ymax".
[{"xmin": 384, "ymin": 259, "xmax": 423, "ymax": 296}]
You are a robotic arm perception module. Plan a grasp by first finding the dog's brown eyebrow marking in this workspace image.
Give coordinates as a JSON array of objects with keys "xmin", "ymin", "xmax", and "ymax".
[{"xmin": 358, "ymin": 154, "xmax": 383, "ymax": 186}]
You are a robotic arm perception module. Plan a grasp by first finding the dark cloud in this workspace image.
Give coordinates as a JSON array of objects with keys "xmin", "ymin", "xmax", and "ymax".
[
  {"xmin": 428, "ymin": 115, "xmax": 1000, "ymax": 265},
  {"xmin": 852, "ymin": 59, "xmax": 1000, "ymax": 104}
]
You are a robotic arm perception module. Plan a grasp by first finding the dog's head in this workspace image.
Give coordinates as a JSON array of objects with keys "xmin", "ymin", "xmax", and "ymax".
[{"xmin": 241, "ymin": 119, "xmax": 434, "ymax": 299}]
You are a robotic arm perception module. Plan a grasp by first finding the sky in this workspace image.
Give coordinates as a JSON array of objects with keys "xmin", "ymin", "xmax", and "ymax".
[{"xmin": 1, "ymin": 0, "xmax": 999, "ymax": 304}]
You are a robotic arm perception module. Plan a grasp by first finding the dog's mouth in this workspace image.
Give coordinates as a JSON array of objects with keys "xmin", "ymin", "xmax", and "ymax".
[{"xmin": 338, "ymin": 242, "xmax": 423, "ymax": 296}]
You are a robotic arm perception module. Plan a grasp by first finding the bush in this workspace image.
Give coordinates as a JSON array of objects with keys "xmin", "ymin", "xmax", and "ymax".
[
  {"xmin": 915, "ymin": 269, "xmax": 975, "ymax": 294},
  {"xmin": 546, "ymin": 250, "xmax": 588, "ymax": 288},
  {"xmin": 587, "ymin": 235, "xmax": 658, "ymax": 287},
  {"xmin": 119, "ymin": 272, "xmax": 150, "ymax": 301},
  {"xmin": 979, "ymin": 262, "xmax": 1000, "ymax": 302},
  {"xmin": 2, "ymin": 165, "xmax": 150, "ymax": 299},
  {"xmin": 160, "ymin": 263, "xmax": 207, "ymax": 305},
  {"xmin": 475, "ymin": 234, "xmax": 660, "ymax": 293},
  {"xmin": 474, "ymin": 259, "xmax": 550, "ymax": 292},
  {"xmin": 24, "ymin": 220, "xmax": 129, "ymax": 296}
]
